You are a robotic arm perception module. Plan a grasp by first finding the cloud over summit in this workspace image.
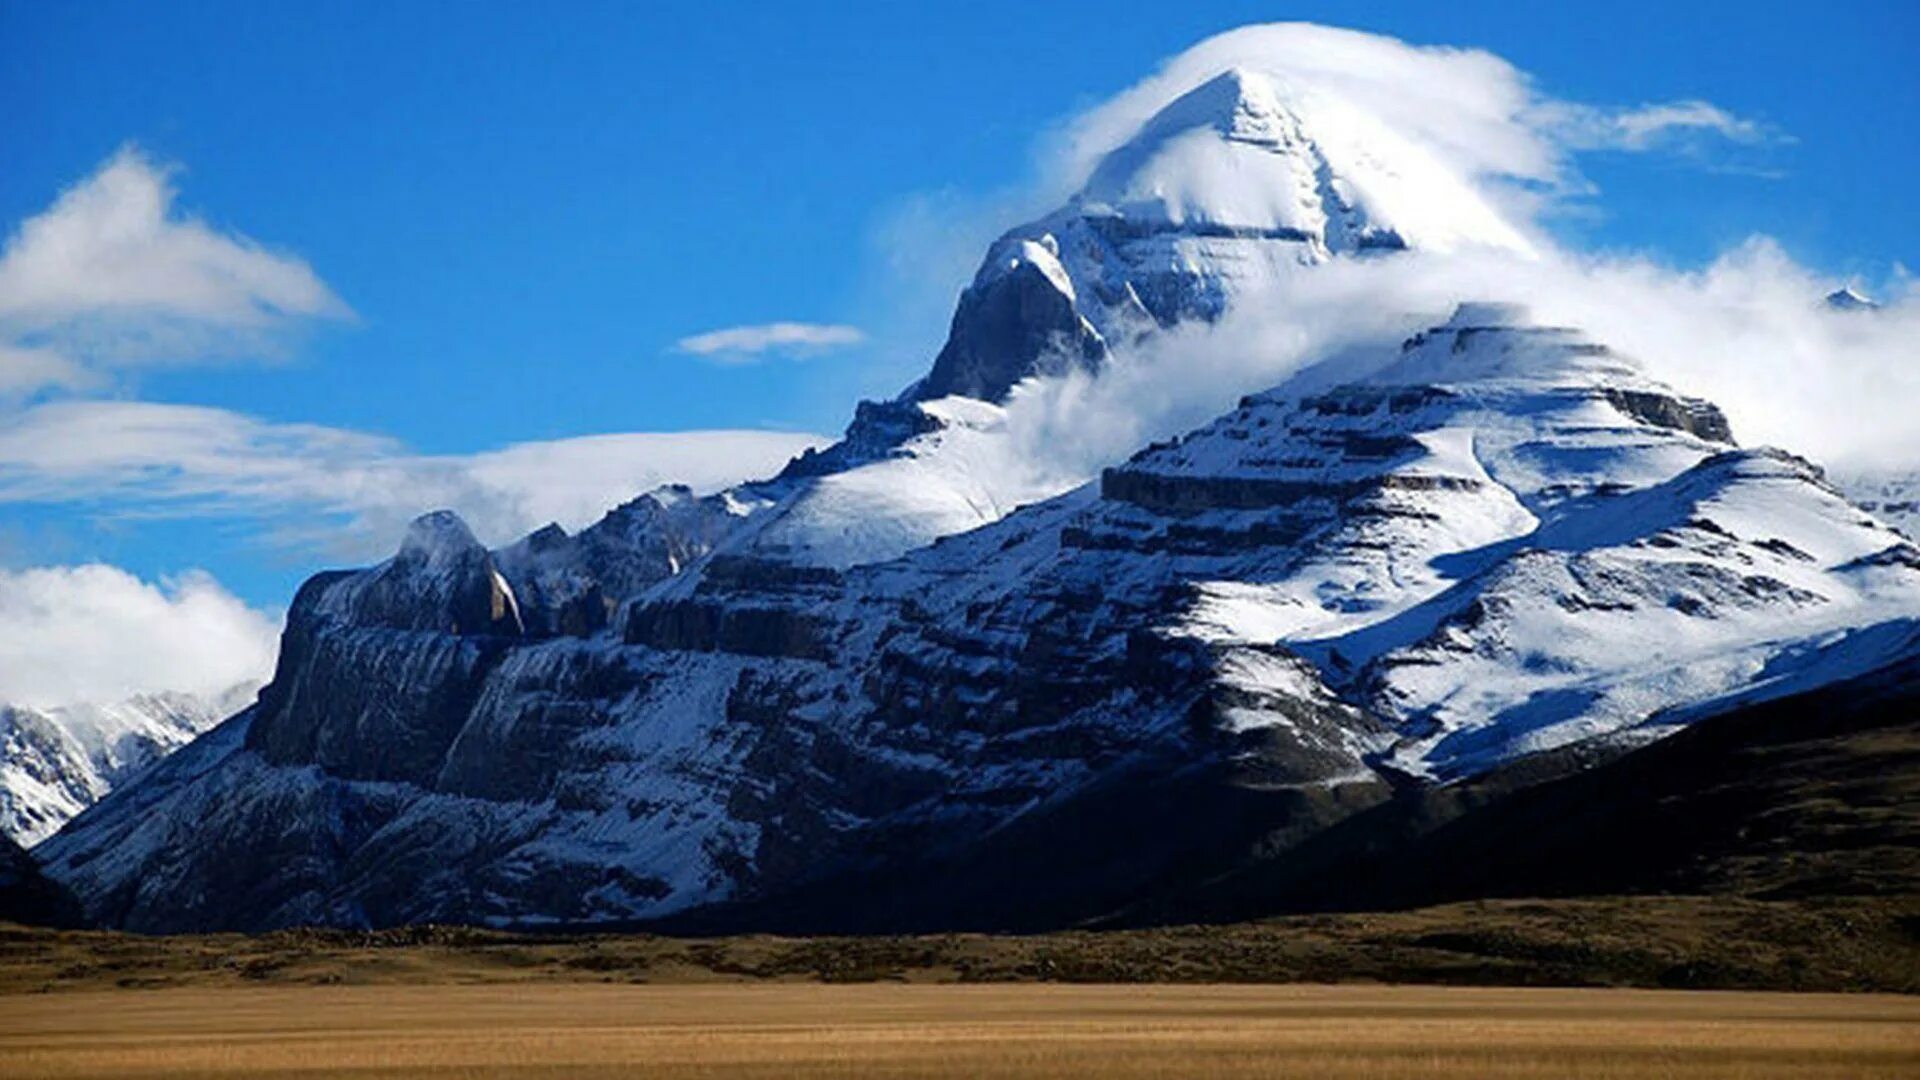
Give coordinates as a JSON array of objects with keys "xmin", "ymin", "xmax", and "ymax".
[{"xmin": 1048, "ymin": 22, "xmax": 1782, "ymax": 237}]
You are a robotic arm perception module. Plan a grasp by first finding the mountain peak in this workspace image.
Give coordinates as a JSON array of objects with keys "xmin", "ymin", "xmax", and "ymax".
[
  {"xmin": 1443, "ymin": 301, "xmax": 1533, "ymax": 328},
  {"xmin": 1136, "ymin": 66, "xmax": 1294, "ymax": 143},
  {"xmin": 1075, "ymin": 66, "xmax": 1533, "ymax": 257},
  {"xmin": 1826, "ymin": 286, "xmax": 1879, "ymax": 311},
  {"xmin": 399, "ymin": 509, "xmax": 482, "ymax": 559}
]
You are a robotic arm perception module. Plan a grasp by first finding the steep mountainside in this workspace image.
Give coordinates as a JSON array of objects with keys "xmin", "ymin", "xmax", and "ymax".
[
  {"xmin": 0, "ymin": 683, "xmax": 258, "ymax": 847},
  {"xmin": 1124, "ymin": 640, "xmax": 1920, "ymax": 926},
  {"xmin": 40, "ymin": 302, "xmax": 1920, "ymax": 933}
]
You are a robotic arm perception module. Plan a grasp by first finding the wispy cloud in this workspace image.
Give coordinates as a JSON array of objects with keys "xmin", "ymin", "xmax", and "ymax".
[
  {"xmin": 1541, "ymin": 99, "xmax": 1785, "ymax": 157},
  {"xmin": 0, "ymin": 400, "xmax": 825, "ymax": 558},
  {"xmin": 1608, "ymin": 101, "xmax": 1771, "ymax": 148},
  {"xmin": 0, "ymin": 145, "xmax": 351, "ymax": 396},
  {"xmin": 675, "ymin": 321, "xmax": 866, "ymax": 364},
  {"xmin": 0, "ymin": 343, "xmax": 96, "ymax": 396}
]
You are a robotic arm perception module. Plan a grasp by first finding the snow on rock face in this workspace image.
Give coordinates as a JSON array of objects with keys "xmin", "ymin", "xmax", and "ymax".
[
  {"xmin": 713, "ymin": 396, "xmax": 1059, "ymax": 571},
  {"xmin": 915, "ymin": 234, "xmax": 1109, "ymax": 405},
  {"xmin": 1350, "ymin": 446, "xmax": 1917, "ymax": 777},
  {"xmin": 309, "ymin": 509, "xmax": 524, "ymax": 637},
  {"xmin": 493, "ymin": 485, "xmax": 752, "ymax": 637},
  {"xmin": 1104, "ymin": 305, "xmax": 1916, "ymax": 778}
]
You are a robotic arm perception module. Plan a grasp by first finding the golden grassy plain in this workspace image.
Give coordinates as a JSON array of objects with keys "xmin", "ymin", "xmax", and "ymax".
[{"xmin": 2, "ymin": 981, "xmax": 1917, "ymax": 1079}]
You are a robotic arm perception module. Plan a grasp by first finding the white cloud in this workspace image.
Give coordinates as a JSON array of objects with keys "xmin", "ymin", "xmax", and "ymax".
[
  {"xmin": 986, "ymin": 243, "xmax": 1919, "ymax": 498},
  {"xmin": 675, "ymin": 321, "xmax": 866, "ymax": 363},
  {"xmin": 0, "ymin": 343, "xmax": 95, "ymax": 396},
  {"xmin": 1600, "ymin": 101, "xmax": 1770, "ymax": 149},
  {"xmin": 0, "ymin": 564, "xmax": 279, "ymax": 709},
  {"xmin": 0, "ymin": 145, "xmax": 350, "ymax": 395},
  {"xmin": 0, "ymin": 148, "xmax": 830, "ymax": 574},
  {"xmin": 0, "ymin": 400, "xmax": 826, "ymax": 558},
  {"xmin": 455, "ymin": 431, "xmax": 823, "ymax": 529},
  {"xmin": 1537, "ymin": 100, "xmax": 1785, "ymax": 173}
]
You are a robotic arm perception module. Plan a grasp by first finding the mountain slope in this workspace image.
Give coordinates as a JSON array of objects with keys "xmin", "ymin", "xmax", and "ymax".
[
  {"xmin": 1835, "ymin": 467, "xmax": 1920, "ymax": 540},
  {"xmin": 1127, "ymin": 633, "xmax": 1920, "ymax": 925}
]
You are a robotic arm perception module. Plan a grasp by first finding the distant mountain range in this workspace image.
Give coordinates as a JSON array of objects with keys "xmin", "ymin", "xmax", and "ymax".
[
  {"xmin": 2, "ymin": 683, "xmax": 257, "ymax": 846},
  {"xmin": 16, "ymin": 56, "xmax": 1918, "ymax": 934}
]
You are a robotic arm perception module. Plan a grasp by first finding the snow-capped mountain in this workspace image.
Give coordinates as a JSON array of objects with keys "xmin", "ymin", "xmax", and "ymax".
[
  {"xmin": 39, "ymin": 299, "xmax": 1920, "ymax": 931},
  {"xmin": 1, "ymin": 682, "xmax": 258, "ymax": 846},
  {"xmin": 912, "ymin": 66, "xmax": 1531, "ymax": 408},
  {"xmin": 31, "ymin": 62, "xmax": 1920, "ymax": 934},
  {"xmin": 692, "ymin": 61, "xmax": 1545, "ymax": 574}
]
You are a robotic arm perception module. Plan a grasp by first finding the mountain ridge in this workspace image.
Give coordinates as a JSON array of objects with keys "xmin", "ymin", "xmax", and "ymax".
[{"xmin": 36, "ymin": 298, "xmax": 1920, "ymax": 932}]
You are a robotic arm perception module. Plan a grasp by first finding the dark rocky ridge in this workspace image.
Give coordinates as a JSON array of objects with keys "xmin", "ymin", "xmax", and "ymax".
[
  {"xmin": 0, "ymin": 833, "xmax": 81, "ymax": 928},
  {"xmin": 915, "ymin": 257, "xmax": 1109, "ymax": 404}
]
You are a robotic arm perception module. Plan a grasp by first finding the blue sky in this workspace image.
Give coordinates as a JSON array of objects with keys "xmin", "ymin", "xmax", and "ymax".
[{"xmin": 2, "ymin": 0, "xmax": 1916, "ymax": 614}]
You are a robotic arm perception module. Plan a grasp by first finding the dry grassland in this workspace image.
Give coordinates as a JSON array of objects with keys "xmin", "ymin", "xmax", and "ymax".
[{"xmin": 2, "ymin": 981, "xmax": 1916, "ymax": 1079}]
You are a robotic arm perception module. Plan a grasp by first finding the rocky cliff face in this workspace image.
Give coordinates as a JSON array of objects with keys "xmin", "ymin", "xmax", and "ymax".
[{"xmin": 40, "ymin": 302, "xmax": 1920, "ymax": 933}]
